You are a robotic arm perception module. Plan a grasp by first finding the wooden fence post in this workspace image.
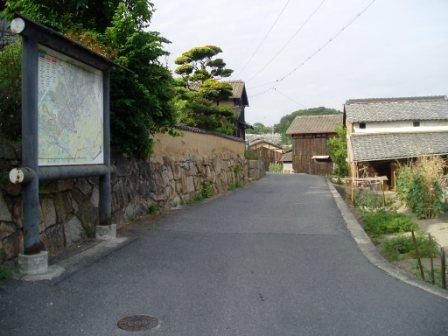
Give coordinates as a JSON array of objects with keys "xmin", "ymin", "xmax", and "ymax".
[
  {"xmin": 428, "ymin": 234, "xmax": 435, "ymax": 285},
  {"xmin": 411, "ymin": 230, "xmax": 425, "ymax": 281},
  {"xmin": 441, "ymin": 248, "xmax": 446, "ymax": 289}
]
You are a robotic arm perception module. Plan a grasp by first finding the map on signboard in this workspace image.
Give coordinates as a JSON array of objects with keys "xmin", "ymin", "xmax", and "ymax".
[{"xmin": 38, "ymin": 46, "xmax": 104, "ymax": 166}]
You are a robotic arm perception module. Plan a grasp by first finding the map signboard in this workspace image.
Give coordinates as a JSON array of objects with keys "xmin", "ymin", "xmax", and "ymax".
[{"xmin": 38, "ymin": 46, "xmax": 104, "ymax": 166}]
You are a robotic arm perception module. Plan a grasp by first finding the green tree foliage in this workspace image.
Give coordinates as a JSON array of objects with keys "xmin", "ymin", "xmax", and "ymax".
[
  {"xmin": 173, "ymin": 46, "xmax": 237, "ymax": 136},
  {"xmin": 2, "ymin": 0, "xmax": 176, "ymax": 157},
  {"xmin": 274, "ymin": 107, "xmax": 341, "ymax": 144},
  {"xmin": 174, "ymin": 45, "xmax": 233, "ymax": 81},
  {"xmin": 327, "ymin": 126, "xmax": 348, "ymax": 177},
  {"xmin": 246, "ymin": 122, "xmax": 272, "ymax": 135},
  {"xmin": 0, "ymin": 40, "xmax": 21, "ymax": 140}
]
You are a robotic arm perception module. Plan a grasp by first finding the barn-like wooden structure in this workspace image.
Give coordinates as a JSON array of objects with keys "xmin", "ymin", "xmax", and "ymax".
[{"xmin": 286, "ymin": 114, "xmax": 343, "ymax": 175}]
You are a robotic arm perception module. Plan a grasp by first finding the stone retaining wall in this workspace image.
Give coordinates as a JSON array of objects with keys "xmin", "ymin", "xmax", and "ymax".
[{"xmin": 0, "ymin": 129, "xmax": 265, "ymax": 261}]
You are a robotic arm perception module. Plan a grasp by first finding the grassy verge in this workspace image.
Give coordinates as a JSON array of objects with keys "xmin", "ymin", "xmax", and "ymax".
[{"xmin": 360, "ymin": 210, "xmax": 418, "ymax": 239}]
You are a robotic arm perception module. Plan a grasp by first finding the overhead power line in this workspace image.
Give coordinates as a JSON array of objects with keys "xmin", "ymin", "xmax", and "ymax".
[
  {"xmin": 247, "ymin": 0, "xmax": 327, "ymax": 82},
  {"xmin": 248, "ymin": 0, "xmax": 377, "ymax": 97},
  {"xmin": 273, "ymin": 87, "xmax": 301, "ymax": 106},
  {"xmin": 236, "ymin": 0, "xmax": 291, "ymax": 76}
]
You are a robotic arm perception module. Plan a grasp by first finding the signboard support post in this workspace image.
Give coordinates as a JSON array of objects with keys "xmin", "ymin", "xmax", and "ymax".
[
  {"xmin": 97, "ymin": 69, "xmax": 116, "ymax": 240},
  {"xmin": 21, "ymin": 37, "xmax": 43, "ymax": 255}
]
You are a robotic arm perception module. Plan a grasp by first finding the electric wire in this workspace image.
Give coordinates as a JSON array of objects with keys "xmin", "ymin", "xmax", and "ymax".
[
  {"xmin": 237, "ymin": 0, "xmax": 291, "ymax": 75},
  {"xmin": 247, "ymin": 0, "xmax": 327, "ymax": 82},
  {"xmin": 248, "ymin": 0, "xmax": 377, "ymax": 98}
]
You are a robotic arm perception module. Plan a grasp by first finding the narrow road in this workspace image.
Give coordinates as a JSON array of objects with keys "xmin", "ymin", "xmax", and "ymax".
[{"xmin": 1, "ymin": 174, "xmax": 448, "ymax": 335}]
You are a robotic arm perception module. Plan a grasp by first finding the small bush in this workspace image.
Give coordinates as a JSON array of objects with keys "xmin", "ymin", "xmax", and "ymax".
[
  {"xmin": 244, "ymin": 150, "xmax": 258, "ymax": 160},
  {"xmin": 268, "ymin": 163, "xmax": 282, "ymax": 173},
  {"xmin": 361, "ymin": 210, "xmax": 417, "ymax": 238},
  {"xmin": 382, "ymin": 234, "xmax": 438, "ymax": 261}
]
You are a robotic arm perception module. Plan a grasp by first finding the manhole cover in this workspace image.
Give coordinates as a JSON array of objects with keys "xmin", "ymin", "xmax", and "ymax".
[{"xmin": 117, "ymin": 315, "xmax": 159, "ymax": 332}]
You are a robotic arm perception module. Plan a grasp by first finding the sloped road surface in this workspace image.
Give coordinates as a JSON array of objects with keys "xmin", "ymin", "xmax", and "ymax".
[{"xmin": 1, "ymin": 174, "xmax": 448, "ymax": 335}]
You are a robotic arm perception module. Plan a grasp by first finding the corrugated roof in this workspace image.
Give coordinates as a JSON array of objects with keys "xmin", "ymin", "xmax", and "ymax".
[
  {"xmin": 345, "ymin": 96, "xmax": 448, "ymax": 123},
  {"xmin": 350, "ymin": 131, "xmax": 448, "ymax": 162},
  {"xmin": 286, "ymin": 114, "xmax": 343, "ymax": 134}
]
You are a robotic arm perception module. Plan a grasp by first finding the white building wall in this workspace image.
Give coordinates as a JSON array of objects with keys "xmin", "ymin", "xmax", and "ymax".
[
  {"xmin": 283, "ymin": 162, "xmax": 293, "ymax": 174},
  {"xmin": 353, "ymin": 120, "xmax": 448, "ymax": 134}
]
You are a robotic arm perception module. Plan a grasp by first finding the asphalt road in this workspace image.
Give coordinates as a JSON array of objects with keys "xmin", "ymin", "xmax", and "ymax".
[{"xmin": 1, "ymin": 174, "xmax": 448, "ymax": 336}]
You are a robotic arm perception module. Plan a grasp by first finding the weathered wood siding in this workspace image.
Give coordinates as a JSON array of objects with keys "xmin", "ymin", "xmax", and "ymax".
[
  {"xmin": 292, "ymin": 133, "xmax": 334, "ymax": 175},
  {"xmin": 250, "ymin": 147, "xmax": 282, "ymax": 171}
]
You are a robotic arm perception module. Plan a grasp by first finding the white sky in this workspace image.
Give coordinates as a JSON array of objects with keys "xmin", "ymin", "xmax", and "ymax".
[{"xmin": 151, "ymin": 0, "xmax": 448, "ymax": 126}]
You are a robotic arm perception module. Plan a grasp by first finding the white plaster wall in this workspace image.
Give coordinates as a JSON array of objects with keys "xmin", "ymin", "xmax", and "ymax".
[
  {"xmin": 353, "ymin": 120, "xmax": 448, "ymax": 133},
  {"xmin": 283, "ymin": 163, "xmax": 293, "ymax": 174}
]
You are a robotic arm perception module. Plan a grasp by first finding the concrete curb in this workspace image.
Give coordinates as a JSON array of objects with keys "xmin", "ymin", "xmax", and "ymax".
[
  {"xmin": 17, "ymin": 237, "xmax": 133, "ymax": 281},
  {"xmin": 326, "ymin": 179, "xmax": 448, "ymax": 301}
]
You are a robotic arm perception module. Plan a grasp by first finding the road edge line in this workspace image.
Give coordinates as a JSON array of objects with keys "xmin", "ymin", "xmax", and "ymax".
[{"xmin": 326, "ymin": 179, "xmax": 448, "ymax": 301}]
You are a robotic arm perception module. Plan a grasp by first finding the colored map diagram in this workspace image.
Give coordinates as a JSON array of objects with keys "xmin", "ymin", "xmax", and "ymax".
[{"xmin": 38, "ymin": 46, "xmax": 104, "ymax": 166}]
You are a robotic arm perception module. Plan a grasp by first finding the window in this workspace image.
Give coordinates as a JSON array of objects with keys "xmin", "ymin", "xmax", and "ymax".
[
  {"xmin": 359, "ymin": 122, "xmax": 366, "ymax": 129},
  {"xmin": 413, "ymin": 121, "xmax": 420, "ymax": 127}
]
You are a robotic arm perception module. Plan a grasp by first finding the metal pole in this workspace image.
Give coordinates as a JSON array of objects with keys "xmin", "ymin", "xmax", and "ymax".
[
  {"xmin": 99, "ymin": 69, "xmax": 111, "ymax": 226},
  {"xmin": 22, "ymin": 37, "xmax": 42, "ymax": 254}
]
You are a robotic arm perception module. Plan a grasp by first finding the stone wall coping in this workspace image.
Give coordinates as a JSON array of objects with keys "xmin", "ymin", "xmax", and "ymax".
[{"xmin": 174, "ymin": 125, "xmax": 245, "ymax": 143}]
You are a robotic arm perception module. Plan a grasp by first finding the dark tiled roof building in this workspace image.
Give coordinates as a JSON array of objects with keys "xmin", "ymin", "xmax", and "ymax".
[{"xmin": 345, "ymin": 95, "xmax": 448, "ymax": 188}]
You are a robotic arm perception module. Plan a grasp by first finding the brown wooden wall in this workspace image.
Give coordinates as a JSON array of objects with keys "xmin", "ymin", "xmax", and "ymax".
[
  {"xmin": 292, "ymin": 133, "xmax": 334, "ymax": 175},
  {"xmin": 251, "ymin": 147, "xmax": 282, "ymax": 171}
]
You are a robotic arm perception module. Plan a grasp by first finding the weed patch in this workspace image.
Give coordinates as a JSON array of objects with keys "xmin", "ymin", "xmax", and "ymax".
[
  {"xmin": 381, "ymin": 235, "xmax": 438, "ymax": 261},
  {"xmin": 148, "ymin": 205, "xmax": 160, "ymax": 215},
  {"xmin": 268, "ymin": 163, "xmax": 282, "ymax": 173},
  {"xmin": 228, "ymin": 182, "xmax": 242, "ymax": 191}
]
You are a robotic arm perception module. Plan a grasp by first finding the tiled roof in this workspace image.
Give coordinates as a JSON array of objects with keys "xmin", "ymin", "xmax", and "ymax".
[
  {"xmin": 281, "ymin": 151, "xmax": 293, "ymax": 162},
  {"xmin": 286, "ymin": 114, "xmax": 343, "ymax": 134},
  {"xmin": 248, "ymin": 139, "xmax": 283, "ymax": 150},
  {"xmin": 345, "ymin": 96, "xmax": 448, "ymax": 123},
  {"xmin": 188, "ymin": 80, "xmax": 246, "ymax": 99},
  {"xmin": 350, "ymin": 131, "xmax": 448, "ymax": 162},
  {"xmin": 246, "ymin": 133, "xmax": 282, "ymax": 146}
]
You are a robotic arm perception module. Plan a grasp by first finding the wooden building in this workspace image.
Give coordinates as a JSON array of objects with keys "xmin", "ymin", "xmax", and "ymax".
[
  {"xmin": 189, "ymin": 80, "xmax": 250, "ymax": 139},
  {"xmin": 248, "ymin": 140, "xmax": 283, "ymax": 171},
  {"xmin": 286, "ymin": 114, "xmax": 343, "ymax": 175},
  {"xmin": 345, "ymin": 96, "xmax": 448, "ymax": 188},
  {"xmin": 225, "ymin": 80, "xmax": 250, "ymax": 140}
]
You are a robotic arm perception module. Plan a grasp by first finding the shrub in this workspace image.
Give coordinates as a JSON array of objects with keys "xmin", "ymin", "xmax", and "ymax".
[
  {"xmin": 244, "ymin": 150, "xmax": 258, "ymax": 160},
  {"xmin": 382, "ymin": 234, "xmax": 438, "ymax": 261},
  {"xmin": 396, "ymin": 157, "xmax": 446, "ymax": 219},
  {"xmin": 268, "ymin": 163, "xmax": 282, "ymax": 173},
  {"xmin": 361, "ymin": 210, "xmax": 418, "ymax": 238}
]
